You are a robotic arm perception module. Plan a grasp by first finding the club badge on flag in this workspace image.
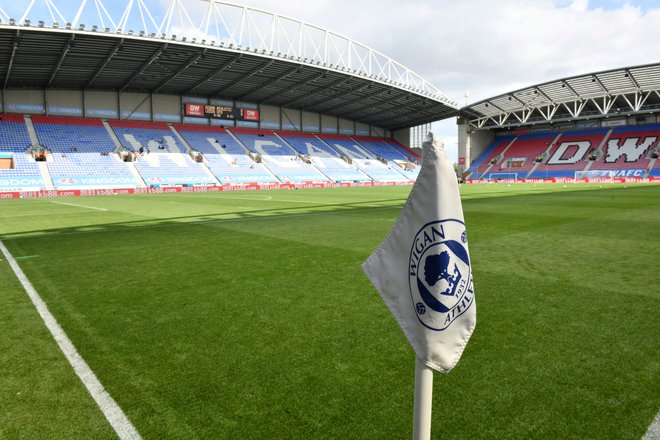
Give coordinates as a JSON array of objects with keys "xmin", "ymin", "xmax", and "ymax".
[{"xmin": 362, "ymin": 133, "xmax": 476, "ymax": 373}]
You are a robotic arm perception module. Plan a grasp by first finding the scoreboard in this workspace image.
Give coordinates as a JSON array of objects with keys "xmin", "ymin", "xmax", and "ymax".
[{"xmin": 184, "ymin": 103, "xmax": 259, "ymax": 121}]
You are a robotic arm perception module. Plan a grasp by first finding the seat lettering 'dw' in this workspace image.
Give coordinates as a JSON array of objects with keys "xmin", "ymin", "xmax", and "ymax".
[
  {"xmin": 546, "ymin": 141, "xmax": 591, "ymax": 165},
  {"xmin": 604, "ymin": 137, "xmax": 657, "ymax": 163}
]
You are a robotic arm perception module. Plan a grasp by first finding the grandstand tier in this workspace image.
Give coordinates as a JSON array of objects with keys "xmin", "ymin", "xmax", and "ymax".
[
  {"xmin": 470, "ymin": 125, "xmax": 660, "ymax": 180},
  {"xmin": 0, "ymin": 116, "xmax": 417, "ymax": 191}
]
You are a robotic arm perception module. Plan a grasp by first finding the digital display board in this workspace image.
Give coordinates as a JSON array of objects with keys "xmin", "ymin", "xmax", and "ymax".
[{"xmin": 184, "ymin": 104, "xmax": 259, "ymax": 121}]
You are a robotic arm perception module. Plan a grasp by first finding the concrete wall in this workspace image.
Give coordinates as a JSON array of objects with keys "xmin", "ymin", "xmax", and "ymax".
[
  {"xmin": 393, "ymin": 128, "xmax": 411, "ymax": 148},
  {"xmin": 302, "ymin": 111, "xmax": 320, "ymax": 132},
  {"xmin": 47, "ymin": 90, "xmax": 83, "ymax": 116},
  {"xmin": 321, "ymin": 114, "xmax": 337, "ymax": 133},
  {"xmin": 458, "ymin": 122, "xmax": 495, "ymax": 173},
  {"xmin": 338, "ymin": 118, "xmax": 354, "ymax": 135},
  {"xmin": 120, "ymin": 92, "xmax": 151, "ymax": 120},
  {"xmin": 356, "ymin": 122, "xmax": 370, "ymax": 136},
  {"xmin": 153, "ymin": 94, "xmax": 181, "ymax": 123},
  {"xmin": 281, "ymin": 107, "xmax": 301, "ymax": 131},
  {"xmin": 370, "ymin": 125, "xmax": 386, "ymax": 137},
  {"xmin": 1, "ymin": 89, "xmax": 401, "ymax": 139},
  {"xmin": 259, "ymin": 104, "xmax": 279, "ymax": 129},
  {"xmin": 5, "ymin": 89, "xmax": 45, "ymax": 114},
  {"xmin": 86, "ymin": 90, "xmax": 119, "ymax": 119}
]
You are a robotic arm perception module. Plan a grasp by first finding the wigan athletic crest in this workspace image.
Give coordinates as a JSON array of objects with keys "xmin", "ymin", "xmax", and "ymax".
[{"xmin": 409, "ymin": 219, "xmax": 474, "ymax": 331}]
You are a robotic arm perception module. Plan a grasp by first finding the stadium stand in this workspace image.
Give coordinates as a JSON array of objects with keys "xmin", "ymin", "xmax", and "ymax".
[
  {"xmin": 352, "ymin": 135, "xmax": 420, "ymax": 179},
  {"xmin": 109, "ymin": 120, "xmax": 216, "ymax": 186},
  {"xmin": 466, "ymin": 135, "xmax": 516, "ymax": 179},
  {"xmin": 0, "ymin": 114, "xmax": 44, "ymax": 190},
  {"xmin": 276, "ymin": 131, "xmax": 371, "ymax": 182},
  {"xmin": 173, "ymin": 125, "xmax": 276, "ymax": 183},
  {"xmin": 486, "ymin": 132, "xmax": 557, "ymax": 180},
  {"xmin": 318, "ymin": 134, "xmax": 409, "ymax": 182},
  {"xmin": 586, "ymin": 125, "xmax": 659, "ymax": 178},
  {"xmin": 528, "ymin": 128, "xmax": 610, "ymax": 179},
  {"xmin": 230, "ymin": 128, "xmax": 329, "ymax": 182},
  {"xmin": 31, "ymin": 116, "xmax": 139, "ymax": 188},
  {"xmin": 469, "ymin": 125, "xmax": 660, "ymax": 180}
]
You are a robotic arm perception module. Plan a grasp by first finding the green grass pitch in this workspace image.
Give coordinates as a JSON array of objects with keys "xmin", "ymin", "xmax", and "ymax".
[{"xmin": 0, "ymin": 183, "xmax": 658, "ymax": 439}]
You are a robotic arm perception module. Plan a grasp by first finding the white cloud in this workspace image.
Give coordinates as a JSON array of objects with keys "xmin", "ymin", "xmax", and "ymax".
[
  {"xmin": 230, "ymin": 0, "xmax": 660, "ymax": 160},
  {"xmin": 37, "ymin": 0, "xmax": 660, "ymax": 161}
]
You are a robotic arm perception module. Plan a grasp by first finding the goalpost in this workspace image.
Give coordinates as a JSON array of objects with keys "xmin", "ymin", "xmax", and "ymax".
[
  {"xmin": 487, "ymin": 172, "xmax": 518, "ymax": 181},
  {"xmin": 574, "ymin": 170, "xmax": 615, "ymax": 181}
]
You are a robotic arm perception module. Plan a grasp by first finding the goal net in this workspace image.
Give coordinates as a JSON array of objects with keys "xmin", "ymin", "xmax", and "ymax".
[
  {"xmin": 574, "ymin": 170, "xmax": 615, "ymax": 181},
  {"xmin": 487, "ymin": 172, "xmax": 518, "ymax": 181}
]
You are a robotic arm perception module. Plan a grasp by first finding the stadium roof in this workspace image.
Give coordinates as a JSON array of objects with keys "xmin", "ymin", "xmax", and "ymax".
[
  {"xmin": 461, "ymin": 62, "xmax": 660, "ymax": 130},
  {"xmin": 0, "ymin": 1, "xmax": 459, "ymax": 131}
]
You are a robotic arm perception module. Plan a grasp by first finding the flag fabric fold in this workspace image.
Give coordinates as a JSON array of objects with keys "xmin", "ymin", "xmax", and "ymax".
[{"xmin": 361, "ymin": 133, "xmax": 476, "ymax": 373}]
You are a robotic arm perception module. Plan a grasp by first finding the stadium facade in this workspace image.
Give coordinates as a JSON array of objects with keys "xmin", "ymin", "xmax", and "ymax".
[
  {"xmin": 457, "ymin": 63, "xmax": 660, "ymax": 181},
  {"xmin": 1, "ymin": 1, "xmax": 658, "ymax": 197},
  {"xmin": 0, "ymin": 0, "xmax": 457, "ymax": 195}
]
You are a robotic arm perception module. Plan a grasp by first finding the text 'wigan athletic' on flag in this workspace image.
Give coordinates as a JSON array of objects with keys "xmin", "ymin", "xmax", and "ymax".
[{"xmin": 361, "ymin": 133, "xmax": 476, "ymax": 373}]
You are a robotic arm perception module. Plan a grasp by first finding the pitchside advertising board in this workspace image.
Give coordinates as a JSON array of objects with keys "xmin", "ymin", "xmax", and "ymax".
[{"xmin": 184, "ymin": 104, "xmax": 259, "ymax": 121}]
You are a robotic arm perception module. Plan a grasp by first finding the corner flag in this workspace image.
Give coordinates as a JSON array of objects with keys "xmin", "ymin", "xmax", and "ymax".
[{"xmin": 361, "ymin": 132, "xmax": 476, "ymax": 373}]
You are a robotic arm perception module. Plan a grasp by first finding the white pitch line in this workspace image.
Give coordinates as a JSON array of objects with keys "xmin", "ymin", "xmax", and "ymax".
[
  {"xmin": 643, "ymin": 411, "xmax": 660, "ymax": 440},
  {"xmin": 1, "ymin": 204, "xmax": 405, "ymax": 241},
  {"xmin": 51, "ymin": 201, "xmax": 108, "ymax": 211},
  {"xmin": 0, "ymin": 240, "xmax": 141, "ymax": 440}
]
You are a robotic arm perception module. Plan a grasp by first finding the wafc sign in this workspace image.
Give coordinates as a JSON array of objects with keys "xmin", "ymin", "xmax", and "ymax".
[{"xmin": 184, "ymin": 104, "xmax": 260, "ymax": 121}]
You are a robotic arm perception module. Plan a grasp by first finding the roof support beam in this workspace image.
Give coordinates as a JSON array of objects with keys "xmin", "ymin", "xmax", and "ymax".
[
  {"xmin": 591, "ymin": 75, "xmax": 608, "ymax": 95},
  {"xmin": 46, "ymin": 33, "xmax": 75, "ymax": 88},
  {"xmin": 261, "ymin": 70, "xmax": 328, "ymax": 103},
  {"xmin": 625, "ymin": 69, "xmax": 641, "ymax": 90},
  {"xmin": 340, "ymin": 93, "xmax": 422, "ymax": 121},
  {"xmin": 282, "ymin": 76, "xmax": 354, "ymax": 109},
  {"xmin": 236, "ymin": 65, "xmax": 300, "ymax": 101},
  {"xmin": 533, "ymin": 86, "xmax": 552, "ymax": 102},
  {"xmin": 152, "ymin": 49, "xmax": 206, "ymax": 94},
  {"xmin": 211, "ymin": 59, "xmax": 274, "ymax": 97},
  {"xmin": 561, "ymin": 80, "xmax": 580, "ymax": 98},
  {"xmin": 314, "ymin": 87, "xmax": 388, "ymax": 114},
  {"xmin": 185, "ymin": 54, "xmax": 242, "ymax": 94},
  {"xmin": 85, "ymin": 38, "xmax": 123, "ymax": 89},
  {"xmin": 3, "ymin": 30, "xmax": 21, "ymax": 89},
  {"xmin": 119, "ymin": 44, "xmax": 167, "ymax": 92}
]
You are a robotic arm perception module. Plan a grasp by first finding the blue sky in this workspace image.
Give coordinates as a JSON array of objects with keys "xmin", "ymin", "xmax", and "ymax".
[{"xmin": 558, "ymin": 0, "xmax": 658, "ymax": 12}]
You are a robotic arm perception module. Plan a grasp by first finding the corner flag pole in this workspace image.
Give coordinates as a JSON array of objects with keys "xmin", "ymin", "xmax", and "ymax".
[{"xmin": 413, "ymin": 357, "xmax": 434, "ymax": 440}]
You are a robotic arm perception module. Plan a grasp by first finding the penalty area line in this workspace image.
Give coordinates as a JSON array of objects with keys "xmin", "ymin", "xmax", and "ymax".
[
  {"xmin": 0, "ymin": 240, "xmax": 141, "ymax": 440},
  {"xmin": 50, "ymin": 201, "xmax": 108, "ymax": 211}
]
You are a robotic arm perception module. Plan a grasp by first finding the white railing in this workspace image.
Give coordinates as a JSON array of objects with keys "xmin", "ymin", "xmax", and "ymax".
[{"xmin": 1, "ymin": 0, "xmax": 456, "ymax": 106}]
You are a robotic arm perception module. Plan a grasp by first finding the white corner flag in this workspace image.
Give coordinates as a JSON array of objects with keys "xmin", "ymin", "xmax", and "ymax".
[
  {"xmin": 362, "ymin": 132, "xmax": 476, "ymax": 372},
  {"xmin": 362, "ymin": 132, "xmax": 476, "ymax": 438}
]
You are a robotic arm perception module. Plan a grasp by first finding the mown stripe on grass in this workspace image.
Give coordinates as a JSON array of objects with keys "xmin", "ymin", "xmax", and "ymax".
[
  {"xmin": 0, "ymin": 204, "xmax": 404, "ymax": 240},
  {"xmin": 0, "ymin": 240, "xmax": 142, "ymax": 440}
]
